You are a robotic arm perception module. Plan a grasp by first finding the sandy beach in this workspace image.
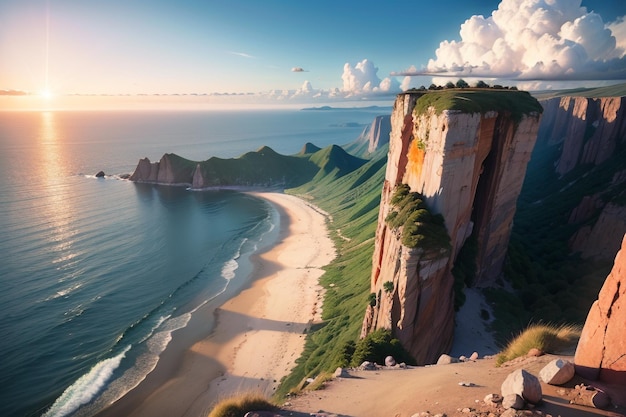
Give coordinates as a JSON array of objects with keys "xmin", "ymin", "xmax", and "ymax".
[{"xmin": 97, "ymin": 192, "xmax": 335, "ymax": 417}]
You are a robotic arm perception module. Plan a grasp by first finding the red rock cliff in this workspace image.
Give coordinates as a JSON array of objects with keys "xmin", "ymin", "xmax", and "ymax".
[
  {"xmin": 539, "ymin": 96, "xmax": 626, "ymax": 176},
  {"xmin": 361, "ymin": 91, "xmax": 542, "ymax": 364},
  {"xmin": 575, "ymin": 233, "xmax": 626, "ymax": 386},
  {"xmin": 538, "ymin": 96, "xmax": 626, "ymax": 261}
]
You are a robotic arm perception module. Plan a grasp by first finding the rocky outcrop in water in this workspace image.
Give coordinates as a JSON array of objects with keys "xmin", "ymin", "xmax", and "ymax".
[
  {"xmin": 362, "ymin": 90, "xmax": 543, "ymax": 364},
  {"xmin": 575, "ymin": 233, "xmax": 626, "ymax": 386}
]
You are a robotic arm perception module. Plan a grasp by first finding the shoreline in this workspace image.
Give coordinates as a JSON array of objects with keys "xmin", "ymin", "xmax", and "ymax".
[{"xmin": 96, "ymin": 191, "xmax": 335, "ymax": 417}]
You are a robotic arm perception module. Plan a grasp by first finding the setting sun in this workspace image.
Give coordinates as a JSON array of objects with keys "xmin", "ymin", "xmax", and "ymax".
[{"xmin": 39, "ymin": 89, "xmax": 54, "ymax": 100}]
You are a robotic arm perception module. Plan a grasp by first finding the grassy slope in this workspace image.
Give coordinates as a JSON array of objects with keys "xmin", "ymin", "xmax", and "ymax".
[{"xmin": 275, "ymin": 146, "xmax": 387, "ymax": 398}]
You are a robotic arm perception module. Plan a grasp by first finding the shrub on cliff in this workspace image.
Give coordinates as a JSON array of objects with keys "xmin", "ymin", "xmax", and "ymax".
[
  {"xmin": 385, "ymin": 184, "xmax": 451, "ymax": 253},
  {"xmin": 349, "ymin": 329, "xmax": 414, "ymax": 367}
]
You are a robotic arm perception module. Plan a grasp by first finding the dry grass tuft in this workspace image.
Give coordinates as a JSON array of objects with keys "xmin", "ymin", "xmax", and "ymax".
[
  {"xmin": 496, "ymin": 323, "xmax": 581, "ymax": 366},
  {"xmin": 208, "ymin": 391, "xmax": 276, "ymax": 417}
]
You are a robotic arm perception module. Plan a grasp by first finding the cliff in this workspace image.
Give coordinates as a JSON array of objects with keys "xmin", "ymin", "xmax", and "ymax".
[
  {"xmin": 575, "ymin": 233, "xmax": 626, "ymax": 387},
  {"xmin": 343, "ymin": 115, "xmax": 391, "ymax": 158},
  {"xmin": 534, "ymin": 96, "xmax": 626, "ymax": 262},
  {"xmin": 539, "ymin": 96, "xmax": 626, "ymax": 176},
  {"xmin": 361, "ymin": 89, "xmax": 543, "ymax": 364}
]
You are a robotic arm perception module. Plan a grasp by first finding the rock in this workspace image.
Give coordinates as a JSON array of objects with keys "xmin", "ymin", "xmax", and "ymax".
[
  {"xmin": 436, "ymin": 354, "xmax": 460, "ymax": 365},
  {"xmin": 95, "ymin": 170, "xmax": 105, "ymax": 178},
  {"xmin": 359, "ymin": 361, "xmax": 376, "ymax": 370},
  {"xmin": 569, "ymin": 384, "xmax": 611, "ymax": 409},
  {"xmin": 526, "ymin": 348, "xmax": 543, "ymax": 357},
  {"xmin": 385, "ymin": 355, "xmax": 396, "ymax": 366},
  {"xmin": 539, "ymin": 358, "xmax": 575, "ymax": 385},
  {"xmin": 501, "ymin": 369, "xmax": 542, "ymax": 404},
  {"xmin": 500, "ymin": 409, "xmax": 520, "ymax": 417},
  {"xmin": 484, "ymin": 393, "xmax": 503, "ymax": 405},
  {"xmin": 575, "ymin": 233, "xmax": 626, "ymax": 385},
  {"xmin": 333, "ymin": 367, "xmax": 350, "ymax": 378},
  {"xmin": 469, "ymin": 351, "xmax": 479, "ymax": 361},
  {"xmin": 502, "ymin": 393, "xmax": 525, "ymax": 410},
  {"xmin": 244, "ymin": 412, "xmax": 281, "ymax": 417},
  {"xmin": 459, "ymin": 355, "xmax": 468, "ymax": 362}
]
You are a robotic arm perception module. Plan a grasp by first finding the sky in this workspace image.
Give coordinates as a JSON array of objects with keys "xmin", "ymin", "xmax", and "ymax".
[{"xmin": 1, "ymin": 0, "xmax": 626, "ymax": 110}]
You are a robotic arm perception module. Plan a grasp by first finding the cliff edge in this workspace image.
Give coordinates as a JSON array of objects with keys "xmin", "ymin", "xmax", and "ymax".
[{"xmin": 362, "ymin": 89, "xmax": 543, "ymax": 364}]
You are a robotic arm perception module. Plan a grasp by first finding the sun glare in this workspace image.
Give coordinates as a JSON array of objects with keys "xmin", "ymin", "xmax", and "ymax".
[{"xmin": 40, "ymin": 89, "xmax": 54, "ymax": 100}]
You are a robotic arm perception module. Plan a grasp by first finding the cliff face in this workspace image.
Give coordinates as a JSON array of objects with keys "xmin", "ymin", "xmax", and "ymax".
[
  {"xmin": 536, "ymin": 96, "xmax": 626, "ymax": 261},
  {"xmin": 539, "ymin": 96, "xmax": 626, "ymax": 176},
  {"xmin": 362, "ymin": 91, "xmax": 542, "ymax": 364},
  {"xmin": 575, "ymin": 233, "xmax": 626, "ymax": 386}
]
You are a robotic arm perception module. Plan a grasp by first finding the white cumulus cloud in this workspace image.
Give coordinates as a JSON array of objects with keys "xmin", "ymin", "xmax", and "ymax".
[
  {"xmin": 341, "ymin": 59, "xmax": 399, "ymax": 95},
  {"xmin": 420, "ymin": 0, "xmax": 626, "ymax": 81}
]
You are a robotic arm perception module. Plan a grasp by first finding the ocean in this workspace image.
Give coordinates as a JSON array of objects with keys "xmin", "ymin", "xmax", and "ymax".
[{"xmin": 0, "ymin": 107, "xmax": 388, "ymax": 417}]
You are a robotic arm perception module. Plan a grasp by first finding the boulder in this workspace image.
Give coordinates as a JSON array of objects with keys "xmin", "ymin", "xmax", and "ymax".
[
  {"xmin": 333, "ymin": 367, "xmax": 350, "ymax": 378},
  {"xmin": 501, "ymin": 369, "xmax": 542, "ymax": 404},
  {"xmin": 539, "ymin": 358, "xmax": 575, "ymax": 385},
  {"xmin": 359, "ymin": 361, "xmax": 376, "ymax": 370},
  {"xmin": 95, "ymin": 170, "xmax": 105, "ymax": 178},
  {"xmin": 469, "ymin": 351, "xmax": 479, "ymax": 361}
]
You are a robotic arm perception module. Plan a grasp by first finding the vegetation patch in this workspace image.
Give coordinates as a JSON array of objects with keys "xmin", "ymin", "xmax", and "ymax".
[
  {"xmin": 495, "ymin": 323, "xmax": 581, "ymax": 366},
  {"xmin": 346, "ymin": 328, "xmax": 414, "ymax": 367},
  {"xmin": 412, "ymin": 88, "xmax": 543, "ymax": 124},
  {"xmin": 208, "ymin": 392, "xmax": 276, "ymax": 417},
  {"xmin": 385, "ymin": 184, "xmax": 451, "ymax": 253}
]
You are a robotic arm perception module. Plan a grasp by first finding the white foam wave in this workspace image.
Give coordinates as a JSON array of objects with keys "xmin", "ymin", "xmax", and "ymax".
[
  {"xmin": 69, "ymin": 313, "xmax": 193, "ymax": 416},
  {"xmin": 147, "ymin": 313, "xmax": 191, "ymax": 354},
  {"xmin": 42, "ymin": 346, "xmax": 131, "ymax": 417},
  {"xmin": 221, "ymin": 259, "xmax": 238, "ymax": 280}
]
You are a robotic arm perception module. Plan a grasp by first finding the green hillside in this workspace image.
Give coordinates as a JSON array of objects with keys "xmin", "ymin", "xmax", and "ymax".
[{"xmin": 276, "ymin": 146, "xmax": 388, "ymax": 397}]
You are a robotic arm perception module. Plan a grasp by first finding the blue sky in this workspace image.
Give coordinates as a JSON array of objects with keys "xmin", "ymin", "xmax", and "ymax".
[{"xmin": 1, "ymin": 0, "xmax": 626, "ymax": 109}]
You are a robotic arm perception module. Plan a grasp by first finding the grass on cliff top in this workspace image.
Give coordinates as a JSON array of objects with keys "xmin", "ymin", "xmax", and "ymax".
[
  {"xmin": 413, "ymin": 88, "xmax": 543, "ymax": 122},
  {"xmin": 495, "ymin": 323, "xmax": 581, "ymax": 366}
]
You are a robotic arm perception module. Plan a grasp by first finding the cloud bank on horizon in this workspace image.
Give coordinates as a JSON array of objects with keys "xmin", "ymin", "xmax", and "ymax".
[{"xmin": 394, "ymin": 0, "xmax": 626, "ymax": 83}]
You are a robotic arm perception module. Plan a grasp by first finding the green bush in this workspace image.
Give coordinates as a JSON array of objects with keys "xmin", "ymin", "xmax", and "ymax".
[
  {"xmin": 385, "ymin": 185, "xmax": 451, "ymax": 253},
  {"xmin": 349, "ymin": 329, "xmax": 415, "ymax": 367}
]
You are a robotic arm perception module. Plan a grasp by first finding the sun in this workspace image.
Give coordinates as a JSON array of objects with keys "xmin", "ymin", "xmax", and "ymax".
[{"xmin": 40, "ymin": 89, "xmax": 54, "ymax": 99}]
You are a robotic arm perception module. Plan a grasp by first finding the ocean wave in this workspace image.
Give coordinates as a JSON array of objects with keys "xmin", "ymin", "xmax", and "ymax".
[
  {"xmin": 69, "ymin": 313, "xmax": 192, "ymax": 417},
  {"xmin": 41, "ymin": 346, "xmax": 130, "ymax": 417}
]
